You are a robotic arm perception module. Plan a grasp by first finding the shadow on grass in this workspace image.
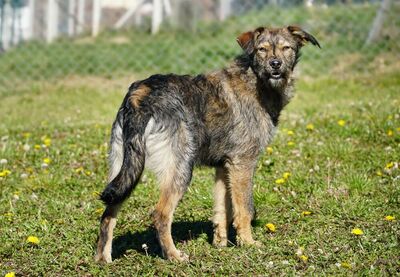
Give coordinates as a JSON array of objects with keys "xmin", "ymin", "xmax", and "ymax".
[
  {"xmin": 112, "ymin": 220, "xmax": 226, "ymax": 260},
  {"xmin": 111, "ymin": 218, "xmax": 263, "ymax": 260}
]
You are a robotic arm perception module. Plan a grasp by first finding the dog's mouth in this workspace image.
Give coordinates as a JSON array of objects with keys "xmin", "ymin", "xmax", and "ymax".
[{"xmin": 270, "ymin": 71, "xmax": 283, "ymax": 80}]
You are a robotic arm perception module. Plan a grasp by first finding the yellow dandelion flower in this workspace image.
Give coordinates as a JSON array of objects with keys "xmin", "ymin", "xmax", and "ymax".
[
  {"xmin": 265, "ymin": 223, "xmax": 276, "ymax": 233},
  {"xmin": 56, "ymin": 219, "xmax": 65, "ymax": 224},
  {"xmin": 266, "ymin": 147, "xmax": 273, "ymax": 154},
  {"xmin": 376, "ymin": 170, "xmax": 382, "ymax": 176},
  {"xmin": 275, "ymin": 178, "xmax": 285, "ymax": 185},
  {"xmin": 43, "ymin": 138, "xmax": 51, "ymax": 147},
  {"xmin": 75, "ymin": 167, "xmax": 84, "ymax": 173},
  {"xmin": 287, "ymin": 130, "xmax": 294, "ymax": 136},
  {"xmin": 385, "ymin": 162, "xmax": 394, "ymax": 169},
  {"xmin": 287, "ymin": 141, "xmax": 295, "ymax": 146},
  {"xmin": 43, "ymin": 158, "xmax": 51, "ymax": 164},
  {"xmin": 0, "ymin": 170, "xmax": 11, "ymax": 177},
  {"xmin": 26, "ymin": 236, "xmax": 40, "ymax": 244},
  {"xmin": 351, "ymin": 228, "xmax": 363, "ymax": 236},
  {"xmin": 384, "ymin": 215, "xmax": 395, "ymax": 221},
  {"xmin": 301, "ymin": 211, "xmax": 312, "ymax": 216},
  {"xmin": 22, "ymin": 132, "xmax": 31, "ymax": 138},
  {"xmin": 283, "ymin": 172, "xmax": 291, "ymax": 179},
  {"xmin": 34, "ymin": 144, "xmax": 41, "ymax": 150},
  {"xmin": 5, "ymin": 272, "xmax": 16, "ymax": 277},
  {"xmin": 306, "ymin": 123, "xmax": 314, "ymax": 131},
  {"xmin": 387, "ymin": 130, "xmax": 393, "ymax": 137},
  {"xmin": 341, "ymin": 262, "xmax": 352, "ymax": 269},
  {"xmin": 95, "ymin": 208, "xmax": 104, "ymax": 215},
  {"xmin": 4, "ymin": 213, "xmax": 13, "ymax": 222},
  {"xmin": 337, "ymin": 119, "xmax": 346, "ymax": 127},
  {"xmin": 299, "ymin": 255, "xmax": 308, "ymax": 262}
]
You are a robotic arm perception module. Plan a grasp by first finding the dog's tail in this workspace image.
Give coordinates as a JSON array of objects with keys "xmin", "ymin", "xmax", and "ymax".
[{"xmin": 100, "ymin": 86, "xmax": 149, "ymax": 206}]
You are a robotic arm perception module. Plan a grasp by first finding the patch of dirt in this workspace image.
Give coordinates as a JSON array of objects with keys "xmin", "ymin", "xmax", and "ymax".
[
  {"xmin": 109, "ymin": 36, "xmax": 131, "ymax": 45},
  {"xmin": 57, "ymin": 75, "xmax": 138, "ymax": 90},
  {"xmin": 370, "ymin": 52, "xmax": 400, "ymax": 74},
  {"xmin": 331, "ymin": 53, "xmax": 363, "ymax": 76}
]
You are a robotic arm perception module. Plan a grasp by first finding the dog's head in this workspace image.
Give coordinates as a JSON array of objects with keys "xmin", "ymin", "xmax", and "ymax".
[{"xmin": 237, "ymin": 26, "xmax": 320, "ymax": 88}]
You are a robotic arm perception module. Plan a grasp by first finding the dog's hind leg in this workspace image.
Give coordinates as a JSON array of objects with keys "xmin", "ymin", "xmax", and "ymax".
[
  {"xmin": 151, "ymin": 158, "xmax": 193, "ymax": 261},
  {"xmin": 95, "ymin": 204, "xmax": 121, "ymax": 263},
  {"xmin": 146, "ymin": 120, "xmax": 194, "ymax": 261},
  {"xmin": 152, "ymin": 182, "xmax": 190, "ymax": 262},
  {"xmin": 212, "ymin": 167, "xmax": 232, "ymax": 247},
  {"xmin": 227, "ymin": 162, "xmax": 260, "ymax": 246}
]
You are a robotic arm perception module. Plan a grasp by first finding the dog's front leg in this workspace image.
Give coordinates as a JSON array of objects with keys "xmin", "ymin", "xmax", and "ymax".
[
  {"xmin": 227, "ymin": 162, "xmax": 260, "ymax": 246},
  {"xmin": 212, "ymin": 167, "xmax": 232, "ymax": 247}
]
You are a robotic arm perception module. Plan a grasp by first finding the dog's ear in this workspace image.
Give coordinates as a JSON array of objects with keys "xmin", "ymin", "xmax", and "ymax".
[
  {"xmin": 237, "ymin": 27, "xmax": 264, "ymax": 54},
  {"xmin": 237, "ymin": 31, "xmax": 254, "ymax": 54},
  {"xmin": 287, "ymin": 25, "xmax": 321, "ymax": 48}
]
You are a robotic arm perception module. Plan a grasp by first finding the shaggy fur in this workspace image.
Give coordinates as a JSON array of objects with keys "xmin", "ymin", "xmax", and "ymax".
[{"xmin": 95, "ymin": 25, "xmax": 320, "ymax": 263}]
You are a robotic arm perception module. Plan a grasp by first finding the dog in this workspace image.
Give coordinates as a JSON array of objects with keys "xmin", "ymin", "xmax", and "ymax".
[{"xmin": 95, "ymin": 25, "xmax": 320, "ymax": 263}]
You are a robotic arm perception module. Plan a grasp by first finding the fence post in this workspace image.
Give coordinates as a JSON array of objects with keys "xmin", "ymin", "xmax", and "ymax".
[
  {"xmin": 26, "ymin": 0, "xmax": 35, "ymax": 40},
  {"xmin": 114, "ymin": 0, "xmax": 145, "ymax": 29},
  {"xmin": 0, "ymin": 0, "xmax": 5, "ymax": 50},
  {"xmin": 91, "ymin": 0, "xmax": 101, "ymax": 37},
  {"xmin": 46, "ymin": 0, "xmax": 58, "ymax": 43},
  {"xmin": 162, "ymin": 0, "xmax": 172, "ymax": 16},
  {"xmin": 366, "ymin": 0, "xmax": 391, "ymax": 45},
  {"xmin": 77, "ymin": 0, "xmax": 85, "ymax": 34},
  {"xmin": 152, "ymin": 0, "xmax": 163, "ymax": 34},
  {"xmin": 68, "ymin": 0, "xmax": 76, "ymax": 36},
  {"xmin": 219, "ymin": 0, "xmax": 231, "ymax": 21}
]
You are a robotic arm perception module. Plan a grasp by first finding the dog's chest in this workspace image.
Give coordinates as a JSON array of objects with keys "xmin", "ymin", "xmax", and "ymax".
[
  {"xmin": 200, "ymin": 95, "xmax": 276, "ymax": 163},
  {"xmin": 235, "ymin": 97, "xmax": 277, "ymax": 149}
]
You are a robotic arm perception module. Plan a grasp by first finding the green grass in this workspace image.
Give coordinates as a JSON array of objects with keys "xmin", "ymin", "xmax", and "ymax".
[
  {"xmin": 0, "ymin": 67, "xmax": 399, "ymax": 275},
  {"xmin": 0, "ymin": 2, "xmax": 400, "ymax": 275}
]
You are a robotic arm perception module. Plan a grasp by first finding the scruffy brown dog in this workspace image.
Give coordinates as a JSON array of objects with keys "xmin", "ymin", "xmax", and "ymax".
[{"xmin": 95, "ymin": 25, "xmax": 320, "ymax": 263}]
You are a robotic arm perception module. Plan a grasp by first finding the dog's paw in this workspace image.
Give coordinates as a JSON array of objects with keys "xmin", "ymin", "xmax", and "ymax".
[
  {"xmin": 94, "ymin": 252, "xmax": 112, "ymax": 263},
  {"xmin": 213, "ymin": 238, "xmax": 228, "ymax": 248},
  {"xmin": 212, "ymin": 233, "xmax": 228, "ymax": 248},
  {"xmin": 236, "ymin": 236, "xmax": 262, "ymax": 247},
  {"xmin": 251, "ymin": 240, "xmax": 263, "ymax": 248},
  {"xmin": 165, "ymin": 249, "xmax": 189, "ymax": 262}
]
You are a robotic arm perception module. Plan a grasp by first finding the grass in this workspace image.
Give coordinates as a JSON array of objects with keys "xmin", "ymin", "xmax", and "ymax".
[
  {"xmin": 0, "ymin": 2, "xmax": 400, "ymax": 275},
  {"xmin": 0, "ymin": 67, "xmax": 399, "ymax": 275}
]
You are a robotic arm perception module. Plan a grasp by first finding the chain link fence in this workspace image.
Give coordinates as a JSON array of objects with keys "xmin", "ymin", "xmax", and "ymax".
[{"xmin": 0, "ymin": 0, "xmax": 399, "ymax": 93}]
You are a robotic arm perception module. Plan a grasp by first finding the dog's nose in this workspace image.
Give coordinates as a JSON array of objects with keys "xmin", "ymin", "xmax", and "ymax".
[{"xmin": 269, "ymin": 59, "xmax": 282, "ymax": 69}]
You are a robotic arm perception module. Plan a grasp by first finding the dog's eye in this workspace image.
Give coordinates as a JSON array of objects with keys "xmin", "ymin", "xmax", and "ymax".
[
  {"xmin": 258, "ymin": 47, "xmax": 267, "ymax": 52},
  {"xmin": 282, "ymin": 46, "xmax": 291, "ymax": 51}
]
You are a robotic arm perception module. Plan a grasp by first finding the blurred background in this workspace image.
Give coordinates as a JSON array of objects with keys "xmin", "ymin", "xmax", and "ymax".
[{"xmin": 0, "ymin": 0, "xmax": 398, "ymax": 94}]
